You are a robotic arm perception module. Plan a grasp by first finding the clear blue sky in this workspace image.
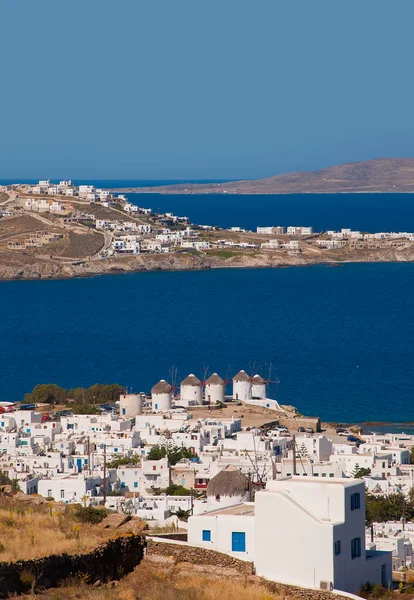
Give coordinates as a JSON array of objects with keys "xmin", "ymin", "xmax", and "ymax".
[{"xmin": 2, "ymin": 0, "xmax": 414, "ymax": 180}]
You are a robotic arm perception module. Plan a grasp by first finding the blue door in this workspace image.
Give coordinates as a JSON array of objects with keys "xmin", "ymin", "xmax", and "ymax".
[
  {"xmin": 76, "ymin": 458, "xmax": 82, "ymax": 472},
  {"xmin": 231, "ymin": 532, "xmax": 246, "ymax": 552}
]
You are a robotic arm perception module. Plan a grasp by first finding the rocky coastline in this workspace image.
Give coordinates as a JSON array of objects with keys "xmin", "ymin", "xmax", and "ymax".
[{"xmin": 1, "ymin": 245, "xmax": 414, "ymax": 281}]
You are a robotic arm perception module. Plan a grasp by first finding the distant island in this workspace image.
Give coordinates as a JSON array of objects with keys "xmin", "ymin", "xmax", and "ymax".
[
  {"xmin": 114, "ymin": 158, "xmax": 414, "ymax": 194},
  {"xmin": 1, "ymin": 174, "xmax": 414, "ymax": 280}
]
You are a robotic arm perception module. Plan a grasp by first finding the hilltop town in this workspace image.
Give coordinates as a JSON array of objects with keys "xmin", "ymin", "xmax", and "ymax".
[
  {"xmin": 1, "ymin": 370, "xmax": 414, "ymax": 595},
  {"xmin": 0, "ymin": 179, "xmax": 414, "ymax": 280}
]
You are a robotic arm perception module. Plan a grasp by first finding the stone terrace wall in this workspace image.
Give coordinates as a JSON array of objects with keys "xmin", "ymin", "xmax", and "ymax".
[
  {"xmin": 264, "ymin": 581, "xmax": 346, "ymax": 600},
  {"xmin": 146, "ymin": 532, "xmax": 188, "ymax": 542},
  {"xmin": 147, "ymin": 539, "xmax": 352, "ymax": 600},
  {"xmin": 0, "ymin": 535, "xmax": 145, "ymax": 598},
  {"xmin": 146, "ymin": 538, "xmax": 254, "ymax": 575}
]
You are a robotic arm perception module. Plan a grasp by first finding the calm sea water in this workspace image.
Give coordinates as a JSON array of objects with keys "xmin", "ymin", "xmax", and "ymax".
[
  {"xmin": 1, "ymin": 184, "xmax": 413, "ymax": 423},
  {"xmin": 0, "ymin": 263, "xmax": 413, "ymax": 423},
  {"xmin": 125, "ymin": 191, "xmax": 414, "ymax": 233}
]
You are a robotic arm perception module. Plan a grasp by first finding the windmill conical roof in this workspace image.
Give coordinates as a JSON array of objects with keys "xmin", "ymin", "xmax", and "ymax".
[
  {"xmin": 251, "ymin": 374, "xmax": 266, "ymax": 383},
  {"xmin": 181, "ymin": 374, "xmax": 202, "ymax": 386},
  {"xmin": 151, "ymin": 379, "xmax": 172, "ymax": 394},
  {"xmin": 207, "ymin": 465, "xmax": 249, "ymax": 498},
  {"xmin": 205, "ymin": 373, "xmax": 224, "ymax": 385},
  {"xmin": 233, "ymin": 370, "xmax": 250, "ymax": 382}
]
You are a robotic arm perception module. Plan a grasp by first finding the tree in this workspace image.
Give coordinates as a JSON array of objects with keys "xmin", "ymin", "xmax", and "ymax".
[
  {"xmin": 25, "ymin": 384, "xmax": 67, "ymax": 405},
  {"xmin": 365, "ymin": 492, "xmax": 414, "ymax": 524},
  {"xmin": 410, "ymin": 447, "xmax": 414, "ymax": 464},
  {"xmin": 172, "ymin": 508, "xmax": 191, "ymax": 521},
  {"xmin": 148, "ymin": 444, "xmax": 198, "ymax": 466},
  {"xmin": 164, "ymin": 483, "xmax": 192, "ymax": 496},
  {"xmin": 354, "ymin": 467, "xmax": 371, "ymax": 479},
  {"xmin": 0, "ymin": 471, "xmax": 12, "ymax": 485},
  {"xmin": 67, "ymin": 383, "xmax": 125, "ymax": 405},
  {"xmin": 298, "ymin": 442, "xmax": 309, "ymax": 458}
]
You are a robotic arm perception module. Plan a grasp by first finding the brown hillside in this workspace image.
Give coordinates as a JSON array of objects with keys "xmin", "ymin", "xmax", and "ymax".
[{"xmin": 122, "ymin": 158, "xmax": 414, "ymax": 194}]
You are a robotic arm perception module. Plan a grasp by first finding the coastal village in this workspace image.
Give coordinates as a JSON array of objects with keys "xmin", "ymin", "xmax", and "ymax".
[
  {"xmin": 0, "ymin": 179, "xmax": 414, "ymax": 279},
  {"xmin": 1, "ymin": 180, "xmax": 414, "ymax": 596},
  {"xmin": 1, "ymin": 368, "xmax": 414, "ymax": 594}
]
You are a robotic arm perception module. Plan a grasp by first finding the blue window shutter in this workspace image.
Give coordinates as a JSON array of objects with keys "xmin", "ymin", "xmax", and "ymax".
[
  {"xmin": 202, "ymin": 530, "xmax": 211, "ymax": 542},
  {"xmin": 232, "ymin": 532, "xmax": 246, "ymax": 552}
]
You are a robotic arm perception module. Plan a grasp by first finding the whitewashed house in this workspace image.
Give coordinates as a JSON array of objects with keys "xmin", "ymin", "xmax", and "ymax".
[{"xmin": 188, "ymin": 476, "xmax": 392, "ymax": 594}]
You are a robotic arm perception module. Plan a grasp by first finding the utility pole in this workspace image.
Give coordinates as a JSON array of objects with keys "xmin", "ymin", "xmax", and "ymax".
[
  {"xmin": 247, "ymin": 470, "xmax": 252, "ymax": 501},
  {"xmin": 103, "ymin": 443, "xmax": 107, "ymax": 505},
  {"xmin": 87, "ymin": 436, "xmax": 91, "ymax": 475},
  {"xmin": 292, "ymin": 434, "xmax": 297, "ymax": 476}
]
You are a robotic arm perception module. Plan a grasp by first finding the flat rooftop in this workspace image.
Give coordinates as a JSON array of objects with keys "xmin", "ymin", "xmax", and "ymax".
[
  {"xmin": 204, "ymin": 502, "xmax": 255, "ymax": 517},
  {"xmin": 268, "ymin": 475, "xmax": 362, "ymax": 487}
]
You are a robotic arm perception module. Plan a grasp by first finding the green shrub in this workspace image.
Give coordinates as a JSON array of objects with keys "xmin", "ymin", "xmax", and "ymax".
[{"xmin": 74, "ymin": 506, "xmax": 107, "ymax": 524}]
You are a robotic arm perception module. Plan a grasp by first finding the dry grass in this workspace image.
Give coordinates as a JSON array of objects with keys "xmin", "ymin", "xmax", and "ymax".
[
  {"xmin": 0, "ymin": 499, "xmax": 109, "ymax": 562},
  {"xmin": 59, "ymin": 231, "xmax": 104, "ymax": 258},
  {"xmin": 20, "ymin": 560, "xmax": 283, "ymax": 600}
]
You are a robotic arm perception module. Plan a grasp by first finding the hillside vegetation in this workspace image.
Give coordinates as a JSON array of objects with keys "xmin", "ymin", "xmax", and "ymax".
[
  {"xmin": 20, "ymin": 560, "xmax": 284, "ymax": 600},
  {"xmin": 0, "ymin": 497, "xmax": 112, "ymax": 562}
]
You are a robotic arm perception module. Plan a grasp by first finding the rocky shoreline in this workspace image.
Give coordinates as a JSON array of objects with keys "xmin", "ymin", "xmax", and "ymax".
[{"xmin": 0, "ymin": 246, "xmax": 413, "ymax": 281}]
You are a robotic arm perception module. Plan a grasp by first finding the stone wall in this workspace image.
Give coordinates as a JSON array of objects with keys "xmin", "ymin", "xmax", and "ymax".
[
  {"xmin": 262, "ymin": 580, "xmax": 346, "ymax": 600},
  {"xmin": 279, "ymin": 415, "xmax": 322, "ymax": 432},
  {"xmin": 146, "ymin": 538, "xmax": 254, "ymax": 575},
  {"xmin": 146, "ymin": 539, "xmax": 353, "ymax": 600},
  {"xmin": 0, "ymin": 535, "xmax": 145, "ymax": 598},
  {"xmin": 146, "ymin": 532, "xmax": 188, "ymax": 542}
]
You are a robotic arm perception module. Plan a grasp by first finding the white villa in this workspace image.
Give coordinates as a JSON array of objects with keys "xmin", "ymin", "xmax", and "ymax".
[{"xmin": 188, "ymin": 474, "xmax": 392, "ymax": 594}]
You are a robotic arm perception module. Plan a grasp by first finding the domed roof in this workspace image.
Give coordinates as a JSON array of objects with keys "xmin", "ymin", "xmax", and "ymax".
[
  {"xmin": 207, "ymin": 465, "xmax": 249, "ymax": 498},
  {"xmin": 205, "ymin": 373, "xmax": 224, "ymax": 385},
  {"xmin": 233, "ymin": 370, "xmax": 250, "ymax": 382},
  {"xmin": 151, "ymin": 379, "xmax": 172, "ymax": 394},
  {"xmin": 181, "ymin": 374, "xmax": 202, "ymax": 387},
  {"xmin": 251, "ymin": 374, "xmax": 266, "ymax": 383}
]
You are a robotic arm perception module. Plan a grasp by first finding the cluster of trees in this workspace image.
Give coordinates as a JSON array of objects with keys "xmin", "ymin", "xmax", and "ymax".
[
  {"xmin": 148, "ymin": 444, "xmax": 198, "ymax": 466},
  {"xmin": 366, "ymin": 490, "xmax": 414, "ymax": 524},
  {"xmin": 24, "ymin": 383, "xmax": 125, "ymax": 406}
]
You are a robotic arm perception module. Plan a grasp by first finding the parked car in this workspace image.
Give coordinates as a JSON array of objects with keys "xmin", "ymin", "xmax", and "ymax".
[
  {"xmin": 297, "ymin": 426, "xmax": 305, "ymax": 432},
  {"xmin": 338, "ymin": 430, "xmax": 350, "ymax": 436},
  {"xmin": 305, "ymin": 427, "xmax": 314, "ymax": 434}
]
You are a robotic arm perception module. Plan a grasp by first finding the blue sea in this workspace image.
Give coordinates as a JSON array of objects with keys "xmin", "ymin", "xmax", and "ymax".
[{"xmin": 0, "ymin": 182, "xmax": 413, "ymax": 424}]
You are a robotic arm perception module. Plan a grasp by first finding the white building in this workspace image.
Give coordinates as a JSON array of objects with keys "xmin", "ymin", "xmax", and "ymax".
[
  {"xmin": 251, "ymin": 374, "xmax": 266, "ymax": 398},
  {"xmin": 232, "ymin": 370, "xmax": 252, "ymax": 401},
  {"xmin": 180, "ymin": 374, "xmax": 203, "ymax": 406},
  {"xmin": 151, "ymin": 380, "xmax": 172, "ymax": 412},
  {"xmin": 204, "ymin": 373, "xmax": 225, "ymax": 404},
  {"xmin": 119, "ymin": 394, "xmax": 143, "ymax": 418},
  {"xmin": 254, "ymin": 477, "xmax": 391, "ymax": 593},
  {"xmin": 189, "ymin": 476, "xmax": 392, "ymax": 594},
  {"xmin": 261, "ymin": 239, "xmax": 279, "ymax": 250}
]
